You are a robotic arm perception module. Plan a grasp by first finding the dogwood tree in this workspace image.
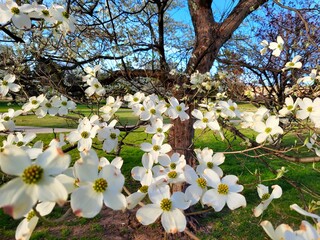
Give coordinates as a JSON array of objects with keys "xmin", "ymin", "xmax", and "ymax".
[{"xmin": 0, "ymin": 0, "xmax": 319, "ymax": 239}]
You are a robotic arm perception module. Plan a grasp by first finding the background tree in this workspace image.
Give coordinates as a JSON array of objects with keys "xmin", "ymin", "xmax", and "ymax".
[{"xmin": 217, "ymin": 0, "xmax": 320, "ymax": 110}]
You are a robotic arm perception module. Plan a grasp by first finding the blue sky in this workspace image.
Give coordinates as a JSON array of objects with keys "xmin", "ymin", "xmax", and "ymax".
[{"xmin": 170, "ymin": 0, "xmax": 239, "ymax": 25}]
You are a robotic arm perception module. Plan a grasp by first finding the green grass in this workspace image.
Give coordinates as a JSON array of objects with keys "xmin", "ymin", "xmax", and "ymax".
[
  {"xmin": 0, "ymin": 102, "xmax": 254, "ymax": 129},
  {"xmin": 0, "ymin": 101, "xmax": 319, "ymax": 239}
]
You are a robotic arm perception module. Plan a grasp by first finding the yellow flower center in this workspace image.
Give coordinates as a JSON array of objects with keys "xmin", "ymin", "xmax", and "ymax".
[
  {"xmin": 168, "ymin": 171, "xmax": 177, "ymax": 179},
  {"xmin": 196, "ymin": 177, "xmax": 207, "ymax": 189},
  {"xmin": 42, "ymin": 9, "xmax": 49, "ymax": 16},
  {"xmin": 287, "ymin": 105, "xmax": 293, "ymax": 110},
  {"xmin": 160, "ymin": 198, "xmax": 172, "ymax": 211},
  {"xmin": 217, "ymin": 183, "xmax": 229, "ymax": 195},
  {"xmin": 94, "ymin": 83, "xmax": 100, "ymax": 88},
  {"xmin": 289, "ymin": 62, "xmax": 295, "ymax": 67},
  {"xmin": 3, "ymin": 116, "xmax": 10, "ymax": 121},
  {"xmin": 150, "ymin": 109, "xmax": 156, "ymax": 115},
  {"xmin": 265, "ymin": 127, "xmax": 272, "ymax": 134},
  {"xmin": 261, "ymin": 193, "xmax": 270, "ymax": 201},
  {"xmin": 22, "ymin": 165, "xmax": 44, "ymax": 184},
  {"xmin": 26, "ymin": 211, "xmax": 36, "ymax": 221},
  {"xmin": 156, "ymin": 128, "xmax": 163, "ymax": 133},
  {"xmin": 153, "ymin": 145, "xmax": 160, "ymax": 151},
  {"xmin": 139, "ymin": 185, "xmax": 148, "ymax": 193},
  {"xmin": 170, "ymin": 163, "xmax": 176, "ymax": 170},
  {"xmin": 74, "ymin": 178, "xmax": 80, "ymax": 188},
  {"xmin": 81, "ymin": 131, "xmax": 90, "ymax": 138},
  {"xmin": 2, "ymin": 80, "xmax": 8, "ymax": 86},
  {"xmin": 17, "ymin": 141, "xmax": 24, "ymax": 147},
  {"xmin": 140, "ymin": 107, "xmax": 145, "ymax": 111},
  {"xmin": 229, "ymin": 106, "xmax": 235, "ymax": 111},
  {"xmin": 11, "ymin": 7, "xmax": 20, "ymax": 14},
  {"xmin": 31, "ymin": 100, "xmax": 38, "ymax": 105},
  {"xmin": 93, "ymin": 178, "xmax": 108, "ymax": 193},
  {"xmin": 207, "ymin": 162, "xmax": 214, "ymax": 169},
  {"xmin": 176, "ymin": 105, "xmax": 182, "ymax": 112},
  {"xmin": 45, "ymin": 102, "xmax": 52, "ymax": 108},
  {"xmin": 61, "ymin": 101, "xmax": 67, "ymax": 106},
  {"xmin": 133, "ymin": 97, "xmax": 139, "ymax": 102},
  {"xmin": 202, "ymin": 118, "xmax": 208, "ymax": 123},
  {"xmin": 110, "ymin": 133, "xmax": 117, "ymax": 139},
  {"xmin": 307, "ymin": 106, "xmax": 313, "ymax": 113},
  {"xmin": 62, "ymin": 11, "xmax": 70, "ymax": 19}
]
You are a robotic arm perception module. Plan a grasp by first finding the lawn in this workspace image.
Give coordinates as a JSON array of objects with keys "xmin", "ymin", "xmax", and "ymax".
[{"xmin": 0, "ymin": 101, "xmax": 319, "ymax": 239}]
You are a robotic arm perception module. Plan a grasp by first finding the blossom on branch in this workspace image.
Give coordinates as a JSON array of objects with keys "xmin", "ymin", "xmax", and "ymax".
[
  {"xmin": 269, "ymin": 36, "xmax": 284, "ymax": 57},
  {"xmin": 254, "ymin": 184, "xmax": 282, "ymax": 217},
  {"xmin": 0, "ymin": 74, "xmax": 21, "ymax": 97},
  {"xmin": 0, "ymin": 146, "xmax": 70, "ymax": 219}
]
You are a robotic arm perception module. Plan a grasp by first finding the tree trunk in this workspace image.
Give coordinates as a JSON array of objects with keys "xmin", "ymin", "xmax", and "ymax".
[
  {"xmin": 169, "ymin": 0, "xmax": 268, "ymax": 167},
  {"xmin": 169, "ymin": 107, "xmax": 196, "ymax": 166}
]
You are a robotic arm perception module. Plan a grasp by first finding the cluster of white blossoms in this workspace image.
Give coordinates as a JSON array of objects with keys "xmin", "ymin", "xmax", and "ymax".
[
  {"xmin": 260, "ymin": 36, "xmax": 284, "ymax": 57},
  {"xmin": 0, "ymin": 0, "xmax": 75, "ymax": 32},
  {"xmin": 82, "ymin": 65, "xmax": 106, "ymax": 97},
  {"xmin": 0, "ymin": 19, "xmax": 320, "ymax": 238},
  {"xmin": 261, "ymin": 204, "xmax": 320, "ymax": 239},
  {"xmin": 260, "ymin": 36, "xmax": 302, "ymax": 72},
  {"xmin": 190, "ymin": 70, "xmax": 220, "ymax": 92},
  {"xmin": 1, "ymin": 72, "xmax": 320, "ymax": 238},
  {"xmin": 0, "ymin": 92, "xmax": 76, "ymax": 132}
]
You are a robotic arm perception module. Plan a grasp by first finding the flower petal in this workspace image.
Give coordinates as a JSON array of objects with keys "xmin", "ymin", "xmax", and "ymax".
[
  {"xmin": 0, "ymin": 146, "xmax": 31, "ymax": 176},
  {"xmin": 136, "ymin": 204, "xmax": 162, "ymax": 225},
  {"xmin": 161, "ymin": 209, "xmax": 186, "ymax": 233},
  {"xmin": 38, "ymin": 177, "xmax": 68, "ymax": 206},
  {"xmin": 71, "ymin": 185, "xmax": 103, "ymax": 218},
  {"xmin": 103, "ymin": 191, "xmax": 127, "ymax": 210},
  {"xmin": 226, "ymin": 192, "xmax": 246, "ymax": 210},
  {"xmin": 0, "ymin": 178, "xmax": 37, "ymax": 219}
]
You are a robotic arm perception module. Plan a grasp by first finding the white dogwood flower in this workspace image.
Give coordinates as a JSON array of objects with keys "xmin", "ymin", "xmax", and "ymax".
[
  {"xmin": 145, "ymin": 118, "xmax": 172, "ymax": 136},
  {"xmin": 51, "ymin": 95, "xmax": 76, "ymax": 116},
  {"xmin": 0, "ymin": 146, "xmax": 70, "ymax": 219},
  {"xmin": 97, "ymin": 120, "xmax": 120, "ymax": 153},
  {"xmin": 85, "ymin": 78, "xmax": 106, "ymax": 97},
  {"xmin": 254, "ymin": 116, "xmax": 283, "ymax": 143},
  {"xmin": 296, "ymin": 97, "xmax": 320, "ymax": 121},
  {"xmin": 269, "ymin": 36, "xmax": 284, "ymax": 57},
  {"xmin": 1, "ymin": 108, "xmax": 22, "ymax": 131},
  {"xmin": 67, "ymin": 117, "xmax": 99, "ymax": 151},
  {"xmin": 167, "ymin": 97, "xmax": 189, "ymax": 121},
  {"xmin": 0, "ymin": 1, "xmax": 32, "ymax": 29},
  {"xmin": 254, "ymin": 184, "xmax": 282, "ymax": 217},
  {"xmin": 195, "ymin": 148, "xmax": 225, "ymax": 177},
  {"xmin": 279, "ymin": 96, "xmax": 299, "ymax": 116},
  {"xmin": 218, "ymin": 99, "xmax": 241, "ymax": 118},
  {"xmin": 71, "ymin": 150, "xmax": 126, "ymax": 218},
  {"xmin": 0, "ymin": 74, "xmax": 21, "ymax": 96},
  {"xmin": 124, "ymin": 92, "xmax": 145, "ymax": 108},
  {"xmin": 136, "ymin": 183, "xmax": 190, "ymax": 233},
  {"xmin": 282, "ymin": 55, "xmax": 302, "ymax": 71},
  {"xmin": 260, "ymin": 221, "xmax": 293, "ymax": 240},
  {"xmin": 202, "ymin": 174, "xmax": 246, "ymax": 212},
  {"xmin": 139, "ymin": 99, "xmax": 167, "ymax": 121},
  {"xmin": 184, "ymin": 165, "xmax": 220, "ymax": 205},
  {"xmin": 140, "ymin": 134, "xmax": 172, "ymax": 163},
  {"xmin": 50, "ymin": 4, "xmax": 76, "ymax": 33},
  {"xmin": 22, "ymin": 94, "xmax": 46, "ymax": 113},
  {"xmin": 260, "ymin": 40, "xmax": 269, "ymax": 55},
  {"xmin": 192, "ymin": 109, "xmax": 220, "ymax": 130},
  {"xmin": 15, "ymin": 202, "xmax": 55, "ymax": 240}
]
